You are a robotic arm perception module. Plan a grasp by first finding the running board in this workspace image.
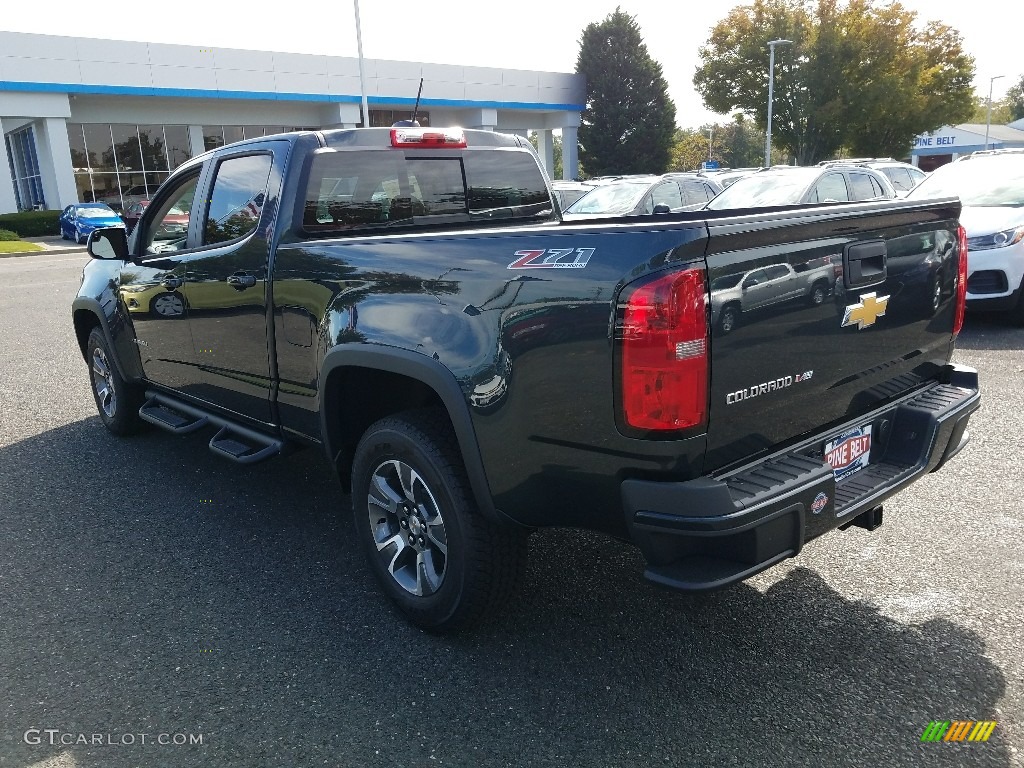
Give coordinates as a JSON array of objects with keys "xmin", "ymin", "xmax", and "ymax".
[
  {"xmin": 139, "ymin": 397, "xmax": 208, "ymax": 434},
  {"xmin": 139, "ymin": 391, "xmax": 283, "ymax": 465}
]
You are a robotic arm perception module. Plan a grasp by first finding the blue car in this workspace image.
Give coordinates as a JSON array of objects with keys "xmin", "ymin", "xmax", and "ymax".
[{"xmin": 59, "ymin": 203, "xmax": 125, "ymax": 244}]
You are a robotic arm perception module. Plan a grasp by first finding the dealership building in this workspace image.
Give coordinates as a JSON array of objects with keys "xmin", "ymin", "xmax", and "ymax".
[
  {"xmin": 0, "ymin": 31, "xmax": 585, "ymax": 215},
  {"xmin": 910, "ymin": 119, "xmax": 1024, "ymax": 171}
]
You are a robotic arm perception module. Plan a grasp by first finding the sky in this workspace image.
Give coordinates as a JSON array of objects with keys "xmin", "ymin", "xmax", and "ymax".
[{"xmin": 1, "ymin": 0, "xmax": 1017, "ymax": 129}]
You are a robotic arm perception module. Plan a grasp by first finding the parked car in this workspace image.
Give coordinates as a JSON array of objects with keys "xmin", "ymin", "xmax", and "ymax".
[
  {"xmin": 905, "ymin": 148, "xmax": 1024, "ymax": 324},
  {"xmin": 711, "ymin": 259, "xmax": 837, "ymax": 332},
  {"xmin": 709, "ymin": 167, "xmax": 763, "ymax": 188},
  {"xmin": 59, "ymin": 202, "xmax": 126, "ymax": 244},
  {"xmin": 123, "ymin": 199, "xmax": 190, "ymax": 235},
  {"xmin": 819, "ymin": 158, "xmax": 927, "ymax": 194},
  {"xmin": 96, "ymin": 185, "xmax": 149, "ymax": 213},
  {"xmin": 551, "ymin": 181, "xmax": 598, "ymax": 211},
  {"xmin": 705, "ymin": 164, "xmax": 897, "ymax": 210},
  {"xmin": 564, "ymin": 173, "xmax": 723, "ymax": 218}
]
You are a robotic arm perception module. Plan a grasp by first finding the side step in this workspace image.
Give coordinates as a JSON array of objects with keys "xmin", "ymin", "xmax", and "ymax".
[
  {"xmin": 140, "ymin": 398, "xmax": 209, "ymax": 434},
  {"xmin": 139, "ymin": 391, "xmax": 283, "ymax": 465}
]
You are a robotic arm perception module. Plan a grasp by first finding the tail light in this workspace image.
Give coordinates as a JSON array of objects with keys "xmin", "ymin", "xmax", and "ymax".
[
  {"xmin": 619, "ymin": 267, "xmax": 709, "ymax": 433},
  {"xmin": 954, "ymin": 224, "xmax": 968, "ymax": 338}
]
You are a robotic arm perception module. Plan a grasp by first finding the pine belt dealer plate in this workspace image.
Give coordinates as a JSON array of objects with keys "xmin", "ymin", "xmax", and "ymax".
[{"xmin": 824, "ymin": 425, "xmax": 872, "ymax": 482}]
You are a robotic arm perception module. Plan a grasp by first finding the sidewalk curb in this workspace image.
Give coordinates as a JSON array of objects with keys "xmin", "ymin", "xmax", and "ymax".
[{"xmin": 0, "ymin": 246, "xmax": 86, "ymax": 259}]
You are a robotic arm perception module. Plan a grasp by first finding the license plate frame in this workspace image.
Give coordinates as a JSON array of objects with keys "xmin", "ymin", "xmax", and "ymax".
[{"xmin": 824, "ymin": 424, "xmax": 873, "ymax": 482}]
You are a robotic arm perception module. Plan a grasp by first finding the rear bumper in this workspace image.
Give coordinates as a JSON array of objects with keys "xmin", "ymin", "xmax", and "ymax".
[{"xmin": 621, "ymin": 364, "xmax": 981, "ymax": 592}]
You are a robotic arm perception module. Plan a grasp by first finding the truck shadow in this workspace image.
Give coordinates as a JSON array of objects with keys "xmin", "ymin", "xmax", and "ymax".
[{"xmin": 0, "ymin": 419, "xmax": 1011, "ymax": 768}]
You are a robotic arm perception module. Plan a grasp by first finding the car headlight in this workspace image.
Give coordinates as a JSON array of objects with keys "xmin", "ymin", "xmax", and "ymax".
[{"xmin": 966, "ymin": 227, "xmax": 1024, "ymax": 250}]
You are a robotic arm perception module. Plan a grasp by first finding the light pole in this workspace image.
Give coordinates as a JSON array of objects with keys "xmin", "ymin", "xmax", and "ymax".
[
  {"xmin": 985, "ymin": 74, "xmax": 1005, "ymax": 151},
  {"xmin": 354, "ymin": 0, "xmax": 370, "ymax": 128},
  {"xmin": 764, "ymin": 39, "xmax": 793, "ymax": 167},
  {"xmin": 707, "ymin": 126, "xmax": 714, "ymax": 163}
]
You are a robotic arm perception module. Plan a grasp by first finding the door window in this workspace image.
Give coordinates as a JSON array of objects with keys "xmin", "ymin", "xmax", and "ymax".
[
  {"xmin": 849, "ymin": 173, "xmax": 880, "ymax": 200},
  {"xmin": 883, "ymin": 167, "xmax": 913, "ymax": 191},
  {"xmin": 678, "ymin": 181, "xmax": 711, "ymax": 205},
  {"xmin": 651, "ymin": 182, "xmax": 683, "ymax": 210},
  {"xmin": 139, "ymin": 173, "xmax": 199, "ymax": 257},
  {"xmin": 812, "ymin": 174, "xmax": 850, "ymax": 202},
  {"xmin": 765, "ymin": 265, "xmax": 790, "ymax": 280},
  {"xmin": 203, "ymin": 154, "xmax": 273, "ymax": 246},
  {"xmin": 744, "ymin": 269, "xmax": 767, "ymax": 287}
]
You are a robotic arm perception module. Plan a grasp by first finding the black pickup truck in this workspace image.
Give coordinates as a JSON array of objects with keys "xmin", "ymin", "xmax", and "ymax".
[{"xmin": 73, "ymin": 126, "xmax": 980, "ymax": 631}]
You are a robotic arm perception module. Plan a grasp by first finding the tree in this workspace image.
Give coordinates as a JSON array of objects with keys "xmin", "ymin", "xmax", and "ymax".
[
  {"xmin": 669, "ymin": 116, "xmax": 767, "ymax": 172},
  {"xmin": 1006, "ymin": 75, "xmax": 1024, "ymax": 122},
  {"xmin": 576, "ymin": 8, "xmax": 676, "ymax": 175},
  {"xmin": 693, "ymin": 0, "xmax": 976, "ymax": 164},
  {"xmin": 970, "ymin": 96, "xmax": 1013, "ymax": 125}
]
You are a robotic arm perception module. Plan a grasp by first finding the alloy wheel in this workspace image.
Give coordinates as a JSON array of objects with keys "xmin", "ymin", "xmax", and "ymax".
[
  {"xmin": 366, "ymin": 459, "xmax": 448, "ymax": 597},
  {"xmin": 91, "ymin": 347, "xmax": 116, "ymax": 419}
]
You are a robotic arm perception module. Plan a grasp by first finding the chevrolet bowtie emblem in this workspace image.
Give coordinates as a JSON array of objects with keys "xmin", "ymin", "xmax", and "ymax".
[{"xmin": 841, "ymin": 292, "xmax": 889, "ymax": 330}]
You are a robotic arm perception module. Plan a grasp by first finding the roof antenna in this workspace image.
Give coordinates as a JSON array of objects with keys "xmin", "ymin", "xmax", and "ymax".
[{"xmin": 393, "ymin": 77, "xmax": 424, "ymax": 127}]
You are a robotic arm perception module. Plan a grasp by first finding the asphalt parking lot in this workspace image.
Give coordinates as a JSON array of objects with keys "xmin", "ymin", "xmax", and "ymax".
[{"xmin": 1, "ymin": 251, "xmax": 1021, "ymax": 768}]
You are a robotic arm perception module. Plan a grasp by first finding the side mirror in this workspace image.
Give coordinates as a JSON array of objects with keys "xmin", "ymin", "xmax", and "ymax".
[
  {"xmin": 87, "ymin": 227, "xmax": 129, "ymax": 261},
  {"xmin": 652, "ymin": 203, "xmax": 671, "ymax": 214}
]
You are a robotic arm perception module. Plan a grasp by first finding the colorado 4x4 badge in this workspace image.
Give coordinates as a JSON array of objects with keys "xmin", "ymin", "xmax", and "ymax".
[
  {"xmin": 841, "ymin": 292, "xmax": 889, "ymax": 329},
  {"xmin": 508, "ymin": 247, "xmax": 595, "ymax": 270}
]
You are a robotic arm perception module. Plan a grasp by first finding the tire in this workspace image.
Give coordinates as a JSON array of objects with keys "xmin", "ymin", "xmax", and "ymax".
[
  {"xmin": 60, "ymin": 225, "xmax": 69, "ymax": 240},
  {"xmin": 151, "ymin": 292, "xmax": 186, "ymax": 318},
  {"xmin": 808, "ymin": 281, "xmax": 828, "ymax": 306},
  {"xmin": 86, "ymin": 327, "xmax": 145, "ymax": 436},
  {"xmin": 718, "ymin": 304, "xmax": 740, "ymax": 334},
  {"xmin": 76, "ymin": 227, "xmax": 85, "ymax": 245},
  {"xmin": 351, "ymin": 409, "xmax": 527, "ymax": 632}
]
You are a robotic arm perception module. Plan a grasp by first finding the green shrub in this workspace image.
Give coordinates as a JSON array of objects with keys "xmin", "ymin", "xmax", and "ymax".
[
  {"xmin": 0, "ymin": 210, "xmax": 62, "ymax": 237},
  {"xmin": 0, "ymin": 228, "xmax": 21, "ymax": 241}
]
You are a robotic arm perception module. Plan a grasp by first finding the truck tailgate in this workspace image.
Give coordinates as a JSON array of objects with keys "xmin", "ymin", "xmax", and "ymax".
[{"xmin": 703, "ymin": 199, "xmax": 961, "ymax": 472}]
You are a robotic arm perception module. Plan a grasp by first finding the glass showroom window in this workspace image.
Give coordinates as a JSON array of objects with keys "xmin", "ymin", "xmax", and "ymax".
[
  {"xmin": 203, "ymin": 125, "xmax": 317, "ymax": 151},
  {"xmin": 5, "ymin": 126, "xmax": 46, "ymax": 210},
  {"xmin": 69, "ymin": 124, "xmax": 192, "ymax": 210}
]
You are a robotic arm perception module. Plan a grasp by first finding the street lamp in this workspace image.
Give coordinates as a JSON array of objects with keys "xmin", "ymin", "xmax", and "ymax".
[
  {"xmin": 764, "ymin": 38, "xmax": 793, "ymax": 167},
  {"xmin": 707, "ymin": 126, "xmax": 714, "ymax": 163},
  {"xmin": 354, "ymin": 0, "xmax": 370, "ymax": 128},
  {"xmin": 985, "ymin": 74, "xmax": 1005, "ymax": 151}
]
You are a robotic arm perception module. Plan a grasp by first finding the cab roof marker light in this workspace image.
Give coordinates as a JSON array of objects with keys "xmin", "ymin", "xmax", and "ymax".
[{"xmin": 390, "ymin": 127, "xmax": 467, "ymax": 148}]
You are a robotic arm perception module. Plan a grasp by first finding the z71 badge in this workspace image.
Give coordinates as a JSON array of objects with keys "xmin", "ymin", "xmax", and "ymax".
[{"xmin": 508, "ymin": 248, "xmax": 595, "ymax": 270}]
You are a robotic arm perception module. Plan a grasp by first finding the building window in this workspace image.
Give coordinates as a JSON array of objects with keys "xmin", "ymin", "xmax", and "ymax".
[
  {"xmin": 5, "ymin": 126, "xmax": 46, "ymax": 210},
  {"xmin": 368, "ymin": 110, "xmax": 430, "ymax": 127},
  {"xmin": 203, "ymin": 125, "xmax": 316, "ymax": 152},
  {"xmin": 68, "ymin": 123, "xmax": 192, "ymax": 211}
]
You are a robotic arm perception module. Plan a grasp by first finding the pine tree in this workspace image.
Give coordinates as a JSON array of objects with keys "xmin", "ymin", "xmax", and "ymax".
[{"xmin": 576, "ymin": 8, "xmax": 677, "ymax": 176}]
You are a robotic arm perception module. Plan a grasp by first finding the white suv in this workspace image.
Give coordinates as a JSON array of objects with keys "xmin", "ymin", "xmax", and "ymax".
[
  {"xmin": 905, "ymin": 149, "xmax": 1024, "ymax": 324},
  {"xmin": 819, "ymin": 158, "xmax": 927, "ymax": 194}
]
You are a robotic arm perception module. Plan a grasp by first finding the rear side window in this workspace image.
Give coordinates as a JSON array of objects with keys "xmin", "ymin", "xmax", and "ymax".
[{"xmin": 301, "ymin": 148, "xmax": 551, "ymax": 235}]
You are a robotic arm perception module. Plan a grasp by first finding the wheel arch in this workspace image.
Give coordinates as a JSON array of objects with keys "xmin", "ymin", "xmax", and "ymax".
[
  {"xmin": 72, "ymin": 297, "xmax": 144, "ymax": 383},
  {"xmin": 320, "ymin": 345, "xmax": 509, "ymax": 527}
]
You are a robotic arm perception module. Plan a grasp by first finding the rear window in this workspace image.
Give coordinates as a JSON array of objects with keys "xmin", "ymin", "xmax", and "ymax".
[{"xmin": 300, "ymin": 148, "xmax": 552, "ymax": 235}]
